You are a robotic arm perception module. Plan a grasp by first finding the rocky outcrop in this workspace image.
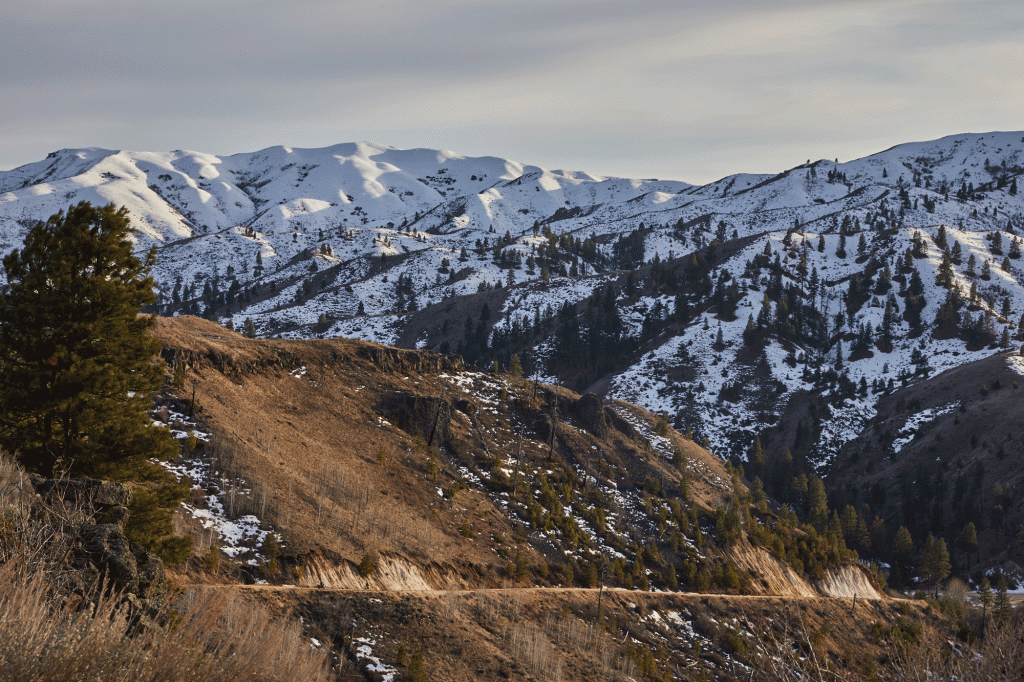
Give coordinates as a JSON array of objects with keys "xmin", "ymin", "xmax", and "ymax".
[
  {"xmin": 729, "ymin": 542, "xmax": 884, "ymax": 599},
  {"xmin": 378, "ymin": 392, "xmax": 454, "ymax": 447},
  {"xmin": 297, "ymin": 552, "xmax": 463, "ymax": 591},
  {"xmin": 34, "ymin": 477, "xmax": 132, "ymax": 509},
  {"xmin": 32, "ymin": 477, "xmax": 167, "ymax": 610},
  {"xmin": 817, "ymin": 564, "xmax": 884, "ymax": 600},
  {"xmin": 575, "ymin": 392, "xmax": 610, "ymax": 438},
  {"xmin": 77, "ymin": 523, "xmax": 167, "ymax": 603}
]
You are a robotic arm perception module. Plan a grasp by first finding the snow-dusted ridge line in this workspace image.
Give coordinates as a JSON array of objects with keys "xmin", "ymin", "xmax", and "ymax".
[{"xmin": 8, "ymin": 132, "xmax": 1024, "ymax": 465}]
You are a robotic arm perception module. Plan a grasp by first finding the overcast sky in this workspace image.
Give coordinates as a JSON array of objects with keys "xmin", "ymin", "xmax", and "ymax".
[{"xmin": 1, "ymin": 0, "xmax": 1022, "ymax": 184}]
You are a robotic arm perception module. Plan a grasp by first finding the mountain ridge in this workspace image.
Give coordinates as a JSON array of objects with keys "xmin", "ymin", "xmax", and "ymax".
[{"xmin": 4, "ymin": 133, "xmax": 1024, "ymax": 565}]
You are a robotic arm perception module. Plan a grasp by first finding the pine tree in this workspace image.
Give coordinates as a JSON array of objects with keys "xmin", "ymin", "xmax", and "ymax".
[
  {"xmin": 407, "ymin": 649, "xmax": 427, "ymax": 682},
  {"xmin": 979, "ymin": 577, "xmax": 993, "ymax": 608},
  {"xmin": 920, "ymin": 533, "xmax": 951, "ymax": 596},
  {"xmin": 749, "ymin": 437, "xmax": 764, "ymax": 470},
  {"xmin": 857, "ymin": 233, "xmax": 868, "ymax": 257},
  {"xmin": 937, "ymin": 251, "xmax": 955, "ymax": 288},
  {"xmin": 751, "ymin": 477, "xmax": 767, "ymax": 513},
  {"xmin": 893, "ymin": 526, "xmax": 915, "ymax": 586},
  {"xmin": 0, "ymin": 202, "xmax": 177, "ymax": 477},
  {"xmin": 979, "ymin": 576, "xmax": 994, "ymax": 632},
  {"xmin": 957, "ymin": 522, "xmax": 978, "ymax": 569},
  {"xmin": 808, "ymin": 476, "xmax": 829, "ymax": 529},
  {"xmin": 994, "ymin": 576, "xmax": 1012, "ymax": 623},
  {"xmin": 836, "ymin": 234, "xmax": 847, "ymax": 259}
]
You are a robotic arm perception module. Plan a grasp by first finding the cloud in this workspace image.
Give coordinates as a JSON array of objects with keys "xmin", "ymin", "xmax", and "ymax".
[{"xmin": 1, "ymin": 0, "xmax": 1023, "ymax": 183}]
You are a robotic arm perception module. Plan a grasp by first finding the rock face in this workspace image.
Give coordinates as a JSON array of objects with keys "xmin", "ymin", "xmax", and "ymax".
[
  {"xmin": 34, "ymin": 477, "xmax": 132, "ymax": 509},
  {"xmin": 32, "ymin": 477, "xmax": 167, "ymax": 607},
  {"xmin": 78, "ymin": 523, "xmax": 167, "ymax": 603},
  {"xmin": 575, "ymin": 393, "xmax": 609, "ymax": 438}
]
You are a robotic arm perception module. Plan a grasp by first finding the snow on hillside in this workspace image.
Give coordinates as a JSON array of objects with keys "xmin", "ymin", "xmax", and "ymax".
[
  {"xmin": 5, "ymin": 132, "xmax": 1024, "ymax": 471},
  {"xmin": 891, "ymin": 403, "xmax": 960, "ymax": 455}
]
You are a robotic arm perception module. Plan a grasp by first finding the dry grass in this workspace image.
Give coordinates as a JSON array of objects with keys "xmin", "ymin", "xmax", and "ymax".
[
  {"xmin": 0, "ymin": 562, "xmax": 332, "ymax": 682},
  {"xmin": 154, "ymin": 316, "xmax": 478, "ymax": 565},
  {"xmin": 887, "ymin": 620, "xmax": 1024, "ymax": 682},
  {"xmin": 0, "ymin": 451, "xmax": 333, "ymax": 682},
  {"xmin": 152, "ymin": 315, "xmax": 734, "ymax": 589}
]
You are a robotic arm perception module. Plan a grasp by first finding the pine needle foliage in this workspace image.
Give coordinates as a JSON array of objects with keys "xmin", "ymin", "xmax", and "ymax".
[{"xmin": 0, "ymin": 202, "xmax": 177, "ymax": 478}]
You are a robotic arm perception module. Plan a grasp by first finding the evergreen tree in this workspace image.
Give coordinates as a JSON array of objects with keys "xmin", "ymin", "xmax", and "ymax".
[
  {"xmin": 748, "ymin": 436, "xmax": 764, "ymax": 471},
  {"xmin": 857, "ymin": 233, "xmax": 868, "ymax": 257},
  {"xmin": 994, "ymin": 576, "xmax": 1012, "ymax": 623},
  {"xmin": 936, "ymin": 251, "xmax": 955, "ymax": 288},
  {"xmin": 893, "ymin": 526, "xmax": 915, "ymax": 586},
  {"xmin": 407, "ymin": 649, "xmax": 427, "ymax": 682},
  {"xmin": 957, "ymin": 522, "xmax": 978, "ymax": 569},
  {"xmin": 0, "ymin": 202, "xmax": 177, "ymax": 477},
  {"xmin": 836, "ymin": 234, "xmax": 847, "ymax": 259},
  {"xmin": 808, "ymin": 476, "xmax": 829, "ymax": 529},
  {"xmin": 920, "ymin": 533, "xmax": 951, "ymax": 596}
]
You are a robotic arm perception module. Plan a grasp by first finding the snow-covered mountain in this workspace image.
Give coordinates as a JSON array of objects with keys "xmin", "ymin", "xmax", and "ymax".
[{"xmin": 4, "ymin": 131, "xmax": 1024, "ymax": 467}]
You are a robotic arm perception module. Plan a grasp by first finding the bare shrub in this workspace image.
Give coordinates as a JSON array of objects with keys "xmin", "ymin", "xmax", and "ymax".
[
  {"xmin": 0, "ymin": 455, "xmax": 95, "ymax": 590},
  {"xmin": 442, "ymin": 590, "xmax": 461, "ymax": 619},
  {"xmin": 747, "ymin": 613, "xmax": 856, "ymax": 682},
  {"xmin": 888, "ymin": 621, "xmax": 1024, "ymax": 682},
  {"xmin": 508, "ymin": 622, "xmax": 563, "ymax": 682},
  {"xmin": 945, "ymin": 577, "xmax": 969, "ymax": 610}
]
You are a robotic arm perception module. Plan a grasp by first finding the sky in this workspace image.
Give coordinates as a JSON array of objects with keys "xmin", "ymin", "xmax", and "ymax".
[{"xmin": 1, "ymin": 0, "xmax": 1023, "ymax": 184}]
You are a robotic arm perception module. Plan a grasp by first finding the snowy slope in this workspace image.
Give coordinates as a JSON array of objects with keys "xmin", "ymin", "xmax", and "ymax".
[{"xmin": 4, "ymin": 132, "xmax": 1024, "ymax": 469}]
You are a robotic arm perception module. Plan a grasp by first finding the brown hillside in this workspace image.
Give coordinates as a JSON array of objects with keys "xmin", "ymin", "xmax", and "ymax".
[
  {"xmin": 153, "ymin": 316, "xmax": 736, "ymax": 590},
  {"xmin": 146, "ymin": 317, "xmax": 994, "ymax": 682}
]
